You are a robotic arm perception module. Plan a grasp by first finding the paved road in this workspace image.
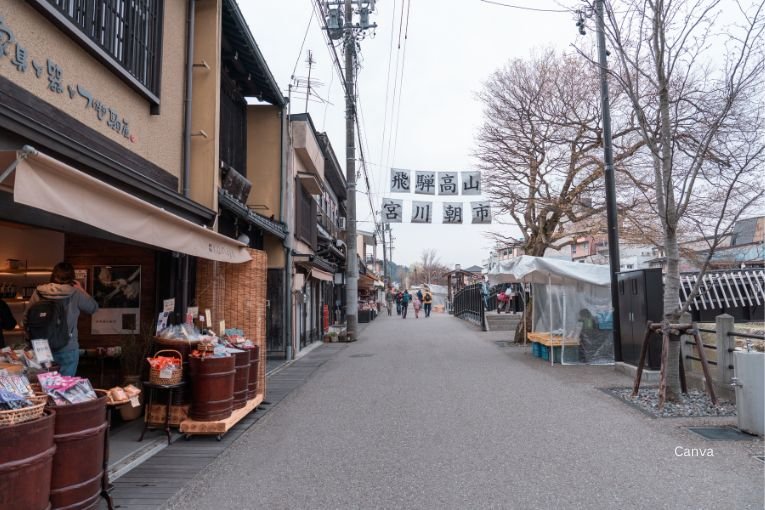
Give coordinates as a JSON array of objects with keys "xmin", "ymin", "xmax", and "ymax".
[{"xmin": 166, "ymin": 313, "xmax": 763, "ymax": 510}]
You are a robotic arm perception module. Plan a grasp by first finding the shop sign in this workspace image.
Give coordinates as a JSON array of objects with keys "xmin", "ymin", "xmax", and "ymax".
[{"xmin": 0, "ymin": 15, "xmax": 137, "ymax": 143}]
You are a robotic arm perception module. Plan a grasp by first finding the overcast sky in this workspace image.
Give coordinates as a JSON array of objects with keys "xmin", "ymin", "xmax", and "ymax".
[{"xmin": 242, "ymin": 0, "xmax": 578, "ymax": 268}]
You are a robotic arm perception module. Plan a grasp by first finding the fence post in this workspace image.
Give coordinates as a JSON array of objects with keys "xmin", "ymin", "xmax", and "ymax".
[{"xmin": 716, "ymin": 314, "xmax": 735, "ymax": 386}]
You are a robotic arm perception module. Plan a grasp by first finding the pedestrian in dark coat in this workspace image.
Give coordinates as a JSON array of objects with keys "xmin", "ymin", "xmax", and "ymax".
[{"xmin": 401, "ymin": 290, "xmax": 411, "ymax": 319}]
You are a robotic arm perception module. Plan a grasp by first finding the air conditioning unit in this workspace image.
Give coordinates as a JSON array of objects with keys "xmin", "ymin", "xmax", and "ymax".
[{"xmin": 338, "ymin": 217, "xmax": 347, "ymax": 230}]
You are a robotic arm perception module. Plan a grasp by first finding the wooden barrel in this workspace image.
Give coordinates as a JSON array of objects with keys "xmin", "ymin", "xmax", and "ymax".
[
  {"xmin": 189, "ymin": 356, "xmax": 235, "ymax": 421},
  {"xmin": 152, "ymin": 337, "xmax": 202, "ymax": 404},
  {"xmin": 49, "ymin": 394, "xmax": 108, "ymax": 510},
  {"xmin": 0, "ymin": 410, "xmax": 56, "ymax": 510},
  {"xmin": 231, "ymin": 349, "xmax": 251, "ymax": 410},
  {"xmin": 246, "ymin": 345, "xmax": 260, "ymax": 401}
]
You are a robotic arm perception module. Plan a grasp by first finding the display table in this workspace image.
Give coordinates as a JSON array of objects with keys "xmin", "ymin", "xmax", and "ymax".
[
  {"xmin": 179, "ymin": 394, "xmax": 263, "ymax": 441},
  {"xmin": 527, "ymin": 332, "xmax": 579, "ymax": 365},
  {"xmin": 527, "ymin": 332, "xmax": 580, "ymax": 347}
]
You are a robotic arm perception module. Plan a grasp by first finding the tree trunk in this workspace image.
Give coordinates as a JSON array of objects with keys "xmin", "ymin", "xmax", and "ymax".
[{"xmin": 663, "ymin": 228, "xmax": 683, "ymax": 400}]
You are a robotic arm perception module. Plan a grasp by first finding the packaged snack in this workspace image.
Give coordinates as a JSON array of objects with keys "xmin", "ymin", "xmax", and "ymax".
[
  {"xmin": 123, "ymin": 384, "xmax": 141, "ymax": 398},
  {"xmin": 109, "ymin": 387, "xmax": 128, "ymax": 402}
]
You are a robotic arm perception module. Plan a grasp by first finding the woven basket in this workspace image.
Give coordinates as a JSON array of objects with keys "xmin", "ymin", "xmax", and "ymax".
[
  {"xmin": 0, "ymin": 395, "xmax": 47, "ymax": 427},
  {"xmin": 148, "ymin": 349, "xmax": 183, "ymax": 385}
]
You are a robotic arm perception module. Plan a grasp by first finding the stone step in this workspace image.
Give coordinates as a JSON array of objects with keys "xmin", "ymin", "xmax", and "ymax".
[{"xmin": 485, "ymin": 314, "xmax": 522, "ymax": 331}]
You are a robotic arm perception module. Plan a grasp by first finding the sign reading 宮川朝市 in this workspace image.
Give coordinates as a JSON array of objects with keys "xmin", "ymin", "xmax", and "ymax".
[{"xmin": 0, "ymin": 15, "xmax": 136, "ymax": 143}]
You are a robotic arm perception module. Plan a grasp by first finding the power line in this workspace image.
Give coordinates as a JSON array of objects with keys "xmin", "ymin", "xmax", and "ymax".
[
  {"xmin": 291, "ymin": 7, "xmax": 317, "ymax": 82},
  {"xmin": 478, "ymin": 0, "xmax": 570, "ymax": 13},
  {"xmin": 376, "ymin": 0, "xmax": 398, "ymax": 203}
]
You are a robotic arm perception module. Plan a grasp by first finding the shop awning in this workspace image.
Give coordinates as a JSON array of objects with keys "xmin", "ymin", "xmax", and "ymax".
[
  {"xmin": 358, "ymin": 273, "xmax": 381, "ymax": 289},
  {"xmin": 8, "ymin": 147, "xmax": 252, "ymax": 263},
  {"xmin": 310, "ymin": 268, "xmax": 334, "ymax": 282}
]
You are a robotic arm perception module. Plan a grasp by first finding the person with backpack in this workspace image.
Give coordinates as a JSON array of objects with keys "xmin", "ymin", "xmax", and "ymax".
[
  {"xmin": 423, "ymin": 289, "xmax": 433, "ymax": 318},
  {"xmin": 24, "ymin": 262, "xmax": 98, "ymax": 376},
  {"xmin": 400, "ymin": 289, "xmax": 411, "ymax": 319}
]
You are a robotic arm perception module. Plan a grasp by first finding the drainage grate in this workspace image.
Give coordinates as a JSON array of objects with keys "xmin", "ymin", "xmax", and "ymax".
[
  {"xmin": 688, "ymin": 427, "xmax": 755, "ymax": 441},
  {"xmin": 494, "ymin": 341, "xmax": 512, "ymax": 347},
  {"xmin": 349, "ymin": 353, "xmax": 374, "ymax": 358}
]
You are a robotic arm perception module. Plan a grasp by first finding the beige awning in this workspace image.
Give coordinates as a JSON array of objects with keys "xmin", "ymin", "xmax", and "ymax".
[
  {"xmin": 10, "ymin": 148, "xmax": 251, "ymax": 263},
  {"xmin": 310, "ymin": 268, "xmax": 334, "ymax": 282}
]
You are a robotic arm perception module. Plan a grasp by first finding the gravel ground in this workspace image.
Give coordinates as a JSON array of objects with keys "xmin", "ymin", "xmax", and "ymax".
[
  {"xmin": 166, "ymin": 313, "xmax": 764, "ymax": 510},
  {"xmin": 608, "ymin": 387, "xmax": 737, "ymax": 418}
]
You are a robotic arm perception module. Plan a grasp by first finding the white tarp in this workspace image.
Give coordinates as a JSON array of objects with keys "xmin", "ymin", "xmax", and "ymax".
[{"xmin": 487, "ymin": 255, "xmax": 611, "ymax": 286}]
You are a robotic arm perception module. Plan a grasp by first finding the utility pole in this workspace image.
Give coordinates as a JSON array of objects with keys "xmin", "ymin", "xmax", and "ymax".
[
  {"xmin": 582, "ymin": 1, "xmax": 622, "ymax": 360},
  {"xmin": 343, "ymin": 0, "xmax": 358, "ymax": 340}
]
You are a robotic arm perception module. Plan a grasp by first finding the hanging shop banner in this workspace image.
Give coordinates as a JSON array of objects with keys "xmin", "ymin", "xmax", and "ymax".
[
  {"xmin": 442, "ymin": 202, "xmax": 464, "ymax": 224},
  {"xmin": 390, "ymin": 168, "xmax": 411, "ymax": 193},
  {"xmin": 438, "ymin": 172, "xmax": 459, "ymax": 195},
  {"xmin": 414, "ymin": 171, "xmax": 436, "ymax": 195},
  {"xmin": 411, "ymin": 201, "xmax": 433, "ymax": 223},
  {"xmin": 91, "ymin": 265, "xmax": 141, "ymax": 334},
  {"xmin": 462, "ymin": 171, "xmax": 482, "ymax": 195},
  {"xmin": 381, "ymin": 199, "xmax": 403, "ymax": 223},
  {"xmin": 471, "ymin": 201, "xmax": 492, "ymax": 224}
]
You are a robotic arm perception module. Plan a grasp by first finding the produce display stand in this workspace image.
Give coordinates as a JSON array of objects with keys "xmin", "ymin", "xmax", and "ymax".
[{"xmin": 179, "ymin": 393, "xmax": 263, "ymax": 441}]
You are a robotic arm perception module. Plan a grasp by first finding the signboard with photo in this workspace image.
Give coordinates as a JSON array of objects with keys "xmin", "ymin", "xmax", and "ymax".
[{"xmin": 91, "ymin": 265, "xmax": 141, "ymax": 335}]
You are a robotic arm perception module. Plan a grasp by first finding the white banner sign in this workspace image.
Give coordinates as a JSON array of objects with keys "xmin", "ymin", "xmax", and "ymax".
[
  {"xmin": 381, "ymin": 199, "xmax": 403, "ymax": 223},
  {"xmin": 442, "ymin": 202, "xmax": 463, "ymax": 224},
  {"xmin": 462, "ymin": 171, "xmax": 482, "ymax": 195},
  {"xmin": 438, "ymin": 172, "xmax": 459, "ymax": 195},
  {"xmin": 390, "ymin": 168, "xmax": 411, "ymax": 193},
  {"xmin": 471, "ymin": 201, "xmax": 492, "ymax": 224},
  {"xmin": 414, "ymin": 171, "xmax": 436, "ymax": 195},
  {"xmin": 411, "ymin": 201, "xmax": 433, "ymax": 223}
]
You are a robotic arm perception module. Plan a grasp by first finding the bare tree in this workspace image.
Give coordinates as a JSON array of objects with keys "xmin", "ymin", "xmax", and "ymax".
[
  {"xmin": 410, "ymin": 249, "xmax": 450, "ymax": 285},
  {"xmin": 475, "ymin": 49, "xmax": 644, "ymax": 256},
  {"xmin": 594, "ymin": 0, "xmax": 765, "ymax": 400}
]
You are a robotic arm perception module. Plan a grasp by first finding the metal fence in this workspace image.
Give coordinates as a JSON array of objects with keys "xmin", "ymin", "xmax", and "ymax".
[{"xmin": 452, "ymin": 283, "xmax": 486, "ymax": 330}]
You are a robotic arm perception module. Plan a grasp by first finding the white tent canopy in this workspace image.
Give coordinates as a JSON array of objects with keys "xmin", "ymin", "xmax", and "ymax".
[
  {"xmin": 487, "ymin": 255, "xmax": 611, "ymax": 286},
  {"xmin": 487, "ymin": 256, "xmax": 614, "ymax": 365}
]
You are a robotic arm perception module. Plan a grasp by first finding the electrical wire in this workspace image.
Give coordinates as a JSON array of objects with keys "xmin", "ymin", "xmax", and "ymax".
[
  {"xmin": 388, "ymin": 0, "xmax": 412, "ymax": 170},
  {"xmin": 478, "ymin": 0, "xmax": 570, "ymax": 13},
  {"xmin": 291, "ymin": 7, "xmax": 317, "ymax": 82},
  {"xmin": 376, "ymin": 0, "xmax": 398, "ymax": 203}
]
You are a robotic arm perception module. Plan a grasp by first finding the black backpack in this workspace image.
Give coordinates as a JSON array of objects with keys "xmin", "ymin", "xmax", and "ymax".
[{"xmin": 26, "ymin": 298, "xmax": 71, "ymax": 351}]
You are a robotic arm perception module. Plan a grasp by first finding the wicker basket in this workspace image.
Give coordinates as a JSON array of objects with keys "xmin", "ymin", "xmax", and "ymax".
[
  {"xmin": 0, "ymin": 395, "xmax": 47, "ymax": 427},
  {"xmin": 148, "ymin": 349, "xmax": 183, "ymax": 385}
]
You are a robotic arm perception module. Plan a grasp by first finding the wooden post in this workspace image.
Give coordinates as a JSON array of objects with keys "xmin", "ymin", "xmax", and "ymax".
[
  {"xmin": 679, "ymin": 351, "xmax": 688, "ymax": 394},
  {"xmin": 658, "ymin": 325, "xmax": 670, "ymax": 409},
  {"xmin": 631, "ymin": 322, "xmax": 653, "ymax": 396},
  {"xmin": 692, "ymin": 329, "xmax": 718, "ymax": 405}
]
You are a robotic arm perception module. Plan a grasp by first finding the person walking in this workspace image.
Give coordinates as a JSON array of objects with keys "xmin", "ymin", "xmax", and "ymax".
[
  {"xmin": 497, "ymin": 288, "xmax": 509, "ymax": 313},
  {"xmin": 395, "ymin": 289, "xmax": 403, "ymax": 316},
  {"xmin": 401, "ymin": 289, "xmax": 411, "ymax": 319},
  {"xmin": 413, "ymin": 294, "xmax": 422, "ymax": 318},
  {"xmin": 385, "ymin": 287, "xmax": 395, "ymax": 316},
  {"xmin": 423, "ymin": 289, "xmax": 433, "ymax": 318},
  {"xmin": 24, "ymin": 262, "xmax": 98, "ymax": 376},
  {"xmin": 416, "ymin": 289, "xmax": 423, "ymax": 303}
]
